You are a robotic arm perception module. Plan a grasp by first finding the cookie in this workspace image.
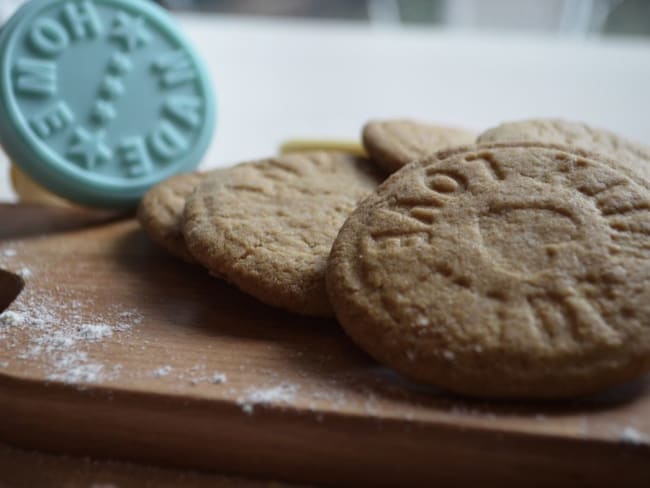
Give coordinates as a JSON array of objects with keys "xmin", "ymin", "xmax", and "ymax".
[
  {"xmin": 362, "ymin": 119, "xmax": 475, "ymax": 173},
  {"xmin": 327, "ymin": 143, "xmax": 650, "ymax": 398},
  {"xmin": 183, "ymin": 152, "xmax": 385, "ymax": 317},
  {"xmin": 478, "ymin": 118, "xmax": 650, "ymax": 182},
  {"xmin": 138, "ymin": 172, "xmax": 203, "ymax": 263}
]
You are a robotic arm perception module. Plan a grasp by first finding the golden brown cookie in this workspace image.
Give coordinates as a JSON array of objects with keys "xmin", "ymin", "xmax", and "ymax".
[
  {"xmin": 327, "ymin": 143, "xmax": 650, "ymax": 398},
  {"xmin": 362, "ymin": 119, "xmax": 475, "ymax": 173},
  {"xmin": 138, "ymin": 172, "xmax": 203, "ymax": 262},
  {"xmin": 183, "ymin": 152, "xmax": 385, "ymax": 317},
  {"xmin": 478, "ymin": 118, "xmax": 650, "ymax": 182}
]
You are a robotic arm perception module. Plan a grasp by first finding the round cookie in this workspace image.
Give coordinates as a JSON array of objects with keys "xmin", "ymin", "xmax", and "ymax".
[
  {"xmin": 478, "ymin": 119, "xmax": 650, "ymax": 182},
  {"xmin": 362, "ymin": 119, "xmax": 475, "ymax": 173},
  {"xmin": 138, "ymin": 172, "xmax": 203, "ymax": 263},
  {"xmin": 327, "ymin": 143, "xmax": 650, "ymax": 398},
  {"xmin": 183, "ymin": 152, "xmax": 385, "ymax": 317}
]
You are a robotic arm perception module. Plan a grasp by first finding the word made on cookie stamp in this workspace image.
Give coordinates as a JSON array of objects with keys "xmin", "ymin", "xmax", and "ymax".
[{"xmin": 0, "ymin": 0, "xmax": 216, "ymax": 208}]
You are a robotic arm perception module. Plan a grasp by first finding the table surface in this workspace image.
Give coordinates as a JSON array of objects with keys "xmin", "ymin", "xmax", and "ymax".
[
  {"xmin": 1, "ymin": 13, "xmax": 650, "ymax": 202},
  {"xmin": 0, "ymin": 442, "xmax": 299, "ymax": 487}
]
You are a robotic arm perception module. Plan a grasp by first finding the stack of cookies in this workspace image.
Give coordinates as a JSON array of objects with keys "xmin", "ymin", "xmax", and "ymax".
[{"xmin": 138, "ymin": 118, "xmax": 650, "ymax": 399}]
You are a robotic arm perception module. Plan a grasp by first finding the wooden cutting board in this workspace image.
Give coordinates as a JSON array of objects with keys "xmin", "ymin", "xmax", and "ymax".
[{"xmin": 0, "ymin": 204, "xmax": 649, "ymax": 487}]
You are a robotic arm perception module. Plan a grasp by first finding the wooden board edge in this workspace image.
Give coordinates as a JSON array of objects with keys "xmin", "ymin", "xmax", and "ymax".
[{"xmin": 1, "ymin": 374, "xmax": 648, "ymax": 487}]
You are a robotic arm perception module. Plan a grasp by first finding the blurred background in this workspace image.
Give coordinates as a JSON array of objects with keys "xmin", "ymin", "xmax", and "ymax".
[
  {"xmin": 1, "ymin": 0, "xmax": 649, "ymax": 36},
  {"xmin": 1, "ymin": 0, "xmax": 649, "ymax": 203},
  {"xmin": 153, "ymin": 0, "xmax": 649, "ymax": 37}
]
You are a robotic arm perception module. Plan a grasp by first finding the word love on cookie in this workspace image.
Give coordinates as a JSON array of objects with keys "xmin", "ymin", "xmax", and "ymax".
[{"xmin": 0, "ymin": 0, "xmax": 216, "ymax": 208}]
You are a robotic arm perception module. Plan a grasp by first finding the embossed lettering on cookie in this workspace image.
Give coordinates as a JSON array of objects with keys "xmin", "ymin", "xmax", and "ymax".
[
  {"xmin": 326, "ymin": 143, "xmax": 650, "ymax": 399},
  {"xmin": 0, "ymin": 0, "xmax": 216, "ymax": 208}
]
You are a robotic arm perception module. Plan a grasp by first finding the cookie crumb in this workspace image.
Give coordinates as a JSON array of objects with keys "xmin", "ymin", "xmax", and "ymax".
[{"xmin": 443, "ymin": 350, "xmax": 455, "ymax": 361}]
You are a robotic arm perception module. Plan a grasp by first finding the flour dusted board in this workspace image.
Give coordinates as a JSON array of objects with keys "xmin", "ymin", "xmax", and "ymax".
[{"xmin": 0, "ymin": 204, "xmax": 648, "ymax": 486}]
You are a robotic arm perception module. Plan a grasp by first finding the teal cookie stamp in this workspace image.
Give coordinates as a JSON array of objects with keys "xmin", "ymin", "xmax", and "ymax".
[{"xmin": 0, "ymin": 0, "xmax": 216, "ymax": 208}]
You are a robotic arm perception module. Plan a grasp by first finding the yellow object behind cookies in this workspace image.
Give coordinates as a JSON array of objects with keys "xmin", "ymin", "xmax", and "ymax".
[
  {"xmin": 10, "ymin": 164, "xmax": 73, "ymax": 207},
  {"xmin": 280, "ymin": 140, "xmax": 367, "ymax": 157}
]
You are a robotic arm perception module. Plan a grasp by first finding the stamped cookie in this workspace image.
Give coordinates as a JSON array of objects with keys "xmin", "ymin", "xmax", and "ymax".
[
  {"xmin": 138, "ymin": 172, "xmax": 203, "ymax": 262},
  {"xmin": 362, "ymin": 119, "xmax": 475, "ymax": 173},
  {"xmin": 183, "ymin": 152, "xmax": 385, "ymax": 317},
  {"xmin": 327, "ymin": 143, "xmax": 650, "ymax": 398},
  {"xmin": 478, "ymin": 119, "xmax": 650, "ymax": 182}
]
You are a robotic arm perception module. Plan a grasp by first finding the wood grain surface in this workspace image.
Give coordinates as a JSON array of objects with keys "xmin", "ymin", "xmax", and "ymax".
[
  {"xmin": 0, "ymin": 442, "xmax": 299, "ymax": 488},
  {"xmin": 0, "ymin": 204, "xmax": 649, "ymax": 487}
]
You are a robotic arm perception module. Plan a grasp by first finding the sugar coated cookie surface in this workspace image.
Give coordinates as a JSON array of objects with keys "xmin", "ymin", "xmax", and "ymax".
[
  {"xmin": 327, "ymin": 143, "xmax": 650, "ymax": 398},
  {"xmin": 138, "ymin": 172, "xmax": 203, "ymax": 262},
  {"xmin": 362, "ymin": 119, "xmax": 475, "ymax": 173},
  {"xmin": 183, "ymin": 152, "xmax": 385, "ymax": 317},
  {"xmin": 478, "ymin": 119, "xmax": 650, "ymax": 182}
]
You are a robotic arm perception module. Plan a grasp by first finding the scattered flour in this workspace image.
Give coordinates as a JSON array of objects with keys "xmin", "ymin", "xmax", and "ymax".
[
  {"xmin": 415, "ymin": 316, "xmax": 429, "ymax": 327},
  {"xmin": 49, "ymin": 362, "xmax": 104, "ymax": 384},
  {"xmin": 152, "ymin": 365, "xmax": 172, "ymax": 378},
  {"xmin": 1, "ymin": 285, "xmax": 142, "ymax": 386},
  {"xmin": 620, "ymin": 427, "xmax": 648, "ymax": 445},
  {"xmin": 442, "ymin": 350, "xmax": 455, "ymax": 361},
  {"xmin": 0, "ymin": 311, "xmax": 26, "ymax": 327},
  {"xmin": 1, "ymin": 248, "xmax": 16, "ymax": 257},
  {"xmin": 172, "ymin": 364, "xmax": 228, "ymax": 386},
  {"xmin": 237, "ymin": 383, "xmax": 298, "ymax": 415},
  {"xmin": 186, "ymin": 364, "xmax": 208, "ymax": 385},
  {"xmin": 18, "ymin": 267, "xmax": 32, "ymax": 278},
  {"xmin": 76, "ymin": 323, "xmax": 114, "ymax": 341},
  {"xmin": 212, "ymin": 372, "xmax": 227, "ymax": 385}
]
